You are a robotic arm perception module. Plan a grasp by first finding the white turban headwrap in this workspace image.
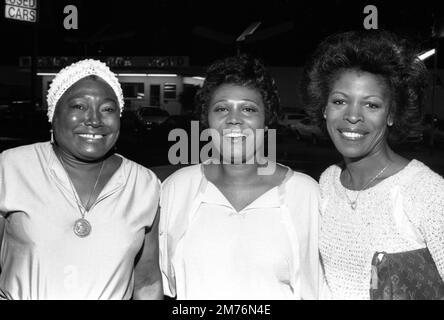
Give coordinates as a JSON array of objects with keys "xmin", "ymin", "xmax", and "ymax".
[{"xmin": 46, "ymin": 59, "xmax": 124, "ymax": 122}]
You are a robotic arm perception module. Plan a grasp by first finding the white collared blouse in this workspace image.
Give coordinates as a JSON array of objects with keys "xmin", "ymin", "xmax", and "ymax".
[{"xmin": 159, "ymin": 163, "xmax": 320, "ymax": 300}]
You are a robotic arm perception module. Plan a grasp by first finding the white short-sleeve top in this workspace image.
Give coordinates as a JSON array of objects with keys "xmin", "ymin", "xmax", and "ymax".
[
  {"xmin": 160, "ymin": 163, "xmax": 320, "ymax": 300},
  {"xmin": 0, "ymin": 142, "xmax": 160, "ymax": 300}
]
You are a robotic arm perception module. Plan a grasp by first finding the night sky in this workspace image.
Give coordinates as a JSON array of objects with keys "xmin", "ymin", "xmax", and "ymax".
[{"xmin": 1, "ymin": 0, "xmax": 443, "ymax": 67}]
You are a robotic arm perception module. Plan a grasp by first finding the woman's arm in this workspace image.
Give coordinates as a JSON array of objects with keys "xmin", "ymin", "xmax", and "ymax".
[
  {"xmin": 133, "ymin": 209, "xmax": 163, "ymax": 300},
  {"xmin": 0, "ymin": 153, "xmax": 4, "ymax": 273},
  {"xmin": 0, "ymin": 217, "xmax": 4, "ymax": 274},
  {"xmin": 404, "ymin": 169, "xmax": 444, "ymax": 280}
]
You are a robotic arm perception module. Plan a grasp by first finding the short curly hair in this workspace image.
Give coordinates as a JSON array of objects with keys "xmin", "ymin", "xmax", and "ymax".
[
  {"xmin": 195, "ymin": 54, "xmax": 281, "ymax": 127},
  {"xmin": 301, "ymin": 30, "xmax": 429, "ymax": 140}
]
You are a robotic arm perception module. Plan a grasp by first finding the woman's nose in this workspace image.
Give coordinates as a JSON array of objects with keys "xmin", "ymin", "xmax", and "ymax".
[
  {"xmin": 343, "ymin": 102, "xmax": 363, "ymax": 123},
  {"xmin": 85, "ymin": 107, "xmax": 103, "ymax": 127},
  {"xmin": 226, "ymin": 109, "xmax": 243, "ymax": 125}
]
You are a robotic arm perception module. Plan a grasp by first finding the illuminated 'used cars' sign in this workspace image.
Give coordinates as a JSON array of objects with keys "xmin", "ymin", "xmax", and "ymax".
[{"xmin": 4, "ymin": 0, "xmax": 38, "ymax": 23}]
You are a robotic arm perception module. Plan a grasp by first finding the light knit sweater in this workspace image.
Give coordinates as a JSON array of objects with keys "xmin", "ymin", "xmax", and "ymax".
[{"xmin": 319, "ymin": 159, "xmax": 444, "ymax": 300}]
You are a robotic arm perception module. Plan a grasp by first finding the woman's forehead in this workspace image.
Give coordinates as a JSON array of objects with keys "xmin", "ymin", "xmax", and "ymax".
[
  {"xmin": 62, "ymin": 77, "xmax": 117, "ymax": 101},
  {"xmin": 211, "ymin": 84, "xmax": 263, "ymax": 102}
]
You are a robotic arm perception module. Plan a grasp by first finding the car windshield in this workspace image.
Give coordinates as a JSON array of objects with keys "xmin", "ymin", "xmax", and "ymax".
[{"xmin": 140, "ymin": 108, "xmax": 169, "ymax": 117}]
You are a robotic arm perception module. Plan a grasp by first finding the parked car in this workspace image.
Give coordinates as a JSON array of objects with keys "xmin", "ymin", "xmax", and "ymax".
[
  {"xmin": 276, "ymin": 109, "xmax": 308, "ymax": 138},
  {"xmin": 278, "ymin": 109, "xmax": 307, "ymax": 128},
  {"xmin": 119, "ymin": 109, "xmax": 140, "ymax": 138},
  {"xmin": 289, "ymin": 117, "xmax": 329, "ymax": 144},
  {"xmin": 0, "ymin": 100, "xmax": 33, "ymax": 121},
  {"xmin": 161, "ymin": 114, "xmax": 198, "ymax": 133},
  {"xmin": 0, "ymin": 100, "xmax": 48, "ymax": 140},
  {"xmin": 136, "ymin": 107, "xmax": 170, "ymax": 131}
]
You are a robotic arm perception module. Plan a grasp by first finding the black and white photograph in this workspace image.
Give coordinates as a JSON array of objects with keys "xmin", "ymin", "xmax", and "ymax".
[{"xmin": 0, "ymin": 0, "xmax": 443, "ymax": 307}]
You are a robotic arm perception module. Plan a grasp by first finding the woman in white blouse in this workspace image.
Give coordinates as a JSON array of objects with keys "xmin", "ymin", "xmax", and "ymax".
[
  {"xmin": 160, "ymin": 55, "xmax": 320, "ymax": 300},
  {"xmin": 0, "ymin": 59, "xmax": 161, "ymax": 300}
]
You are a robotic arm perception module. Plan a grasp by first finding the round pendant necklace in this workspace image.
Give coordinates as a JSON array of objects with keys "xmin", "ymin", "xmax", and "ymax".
[
  {"xmin": 343, "ymin": 163, "xmax": 390, "ymax": 211},
  {"xmin": 59, "ymin": 156, "xmax": 105, "ymax": 237}
]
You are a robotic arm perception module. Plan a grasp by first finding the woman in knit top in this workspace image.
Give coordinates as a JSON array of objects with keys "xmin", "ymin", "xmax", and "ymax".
[{"xmin": 302, "ymin": 30, "xmax": 444, "ymax": 299}]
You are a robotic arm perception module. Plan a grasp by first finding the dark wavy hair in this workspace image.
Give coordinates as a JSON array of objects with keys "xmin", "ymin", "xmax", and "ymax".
[
  {"xmin": 301, "ymin": 30, "xmax": 429, "ymax": 140},
  {"xmin": 195, "ymin": 54, "xmax": 281, "ymax": 127}
]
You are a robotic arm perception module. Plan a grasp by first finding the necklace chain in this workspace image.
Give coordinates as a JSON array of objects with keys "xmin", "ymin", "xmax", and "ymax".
[
  {"xmin": 344, "ymin": 163, "xmax": 390, "ymax": 211},
  {"xmin": 58, "ymin": 156, "xmax": 105, "ymax": 217}
]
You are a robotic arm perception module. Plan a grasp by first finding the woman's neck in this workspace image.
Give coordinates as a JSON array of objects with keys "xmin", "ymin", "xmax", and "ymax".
[
  {"xmin": 342, "ymin": 145, "xmax": 395, "ymax": 190},
  {"xmin": 206, "ymin": 161, "xmax": 265, "ymax": 186},
  {"xmin": 53, "ymin": 144, "xmax": 108, "ymax": 172}
]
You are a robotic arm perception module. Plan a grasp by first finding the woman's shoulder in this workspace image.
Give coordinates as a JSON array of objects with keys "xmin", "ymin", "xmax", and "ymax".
[
  {"xmin": 281, "ymin": 165, "xmax": 320, "ymax": 196},
  {"xmin": 319, "ymin": 163, "xmax": 341, "ymax": 186},
  {"xmin": 280, "ymin": 167, "xmax": 320, "ymax": 220},
  {"xmin": 401, "ymin": 159, "xmax": 444, "ymax": 194},
  {"xmin": 399, "ymin": 160, "xmax": 444, "ymax": 233},
  {"xmin": 161, "ymin": 164, "xmax": 202, "ymax": 187},
  {"xmin": 286, "ymin": 169, "xmax": 319, "ymax": 188},
  {"xmin": 0, "ymin": 142, "xmax": 50, "ymax": 165},
  {"xmin": 159, "ymin": 164, "xmax": 203, "ymax": 209},
  {"xmin": 1, "ymin": 141, "xmax": 47, "ymax": 155},
  {"xmin": 117, "ymin": 155, "xmax": 161, "ymax": 187}
]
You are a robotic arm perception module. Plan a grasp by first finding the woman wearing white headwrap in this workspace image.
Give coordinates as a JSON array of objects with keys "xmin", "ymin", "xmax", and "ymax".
[{"xmin": 0, "ymin": 59, "xmax": 162, "ymax": 300}]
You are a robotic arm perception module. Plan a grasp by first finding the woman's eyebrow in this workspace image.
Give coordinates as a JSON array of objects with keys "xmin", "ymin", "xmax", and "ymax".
[
  {"xmin": 68, "ymin": 95, "xmax": 117, "ymax": 103},
  {"xmin": 362, "ymin": 95, "xmax": 383, "ymax": 100},
  {"xmin": 226, "ymin": 99, "xmax": 257, "ymax": 103},
  {"xmin": 222, "ymin": 99, "xmax": 260, "ymax": 106},
  {"xmin": 329, "ymin": 91, "xmax": 347, "ymax": 97},
  {"xmin": 102, "ymin": 97, "xmax": 118, "ymax": 103}
]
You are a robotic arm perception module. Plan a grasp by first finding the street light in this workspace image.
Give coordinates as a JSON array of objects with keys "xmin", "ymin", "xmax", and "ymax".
[
  {"xmin": 417, "ymin": 48, "xmax": 436, "ymax": 61},
  {"xmin": 235, "ymin": 22, "xmax": 261, "ymax": 55}
]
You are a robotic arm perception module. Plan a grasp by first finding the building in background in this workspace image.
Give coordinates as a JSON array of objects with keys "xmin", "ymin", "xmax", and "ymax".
[
  {"xmin": 3, "ymin": 56, "xmax": 443, "ymax": 120},
  {"xmin": 18, "ymin": 56, "xmax": 205, "ymax": 115}
]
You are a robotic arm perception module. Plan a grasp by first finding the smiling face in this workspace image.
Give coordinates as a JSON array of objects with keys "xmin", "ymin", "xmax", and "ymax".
[
  {"xmin": 52, "ymin": 76, "xmax": 120, "ymax": 162},
  {"xmin": 207, "ymin": 84, "xmax": 266, "ymax": 163},
  {"xmin": 324, "ymin": 69, "xmax": 393, "ymax": 160}
]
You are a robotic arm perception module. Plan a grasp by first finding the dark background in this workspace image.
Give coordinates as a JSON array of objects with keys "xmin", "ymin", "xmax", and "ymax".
[
  {"xmin": 1, "ymin": 0, "xmax": 443, "ymax": 67},
  {"xmin": 1, "ymin": 0, "xmax": 444, "ymax": 180}
]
